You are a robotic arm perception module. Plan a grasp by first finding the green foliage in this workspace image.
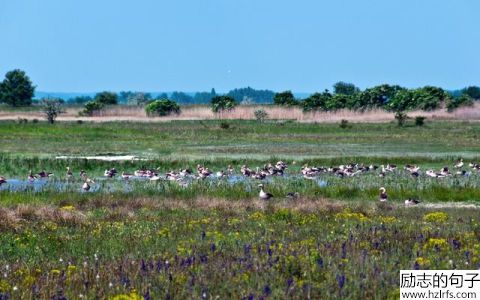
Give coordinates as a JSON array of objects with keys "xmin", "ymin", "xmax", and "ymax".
[
  {"xmin": 446, "ymin": 94, "xmax": 474, "ymax": 112},
  {"xmin": 94, "ymin": 91, "xmax": 118, "ymax": 105},
  {"xmin": 302, "ymin": 90, "xmax": 332, "ymax": 112},
  {"xmin": 394, "ymin": 111, "xmax": 408, "ymax": 126},
  {"xmin": 254, "ymin": 109, "xmax": 268, "ymax": 122},
  {"xmin": 354, "ymin": 84, "xmax": 405, "ymax": 111},
  {"xmin": 0, "ymin": 69, "xmax": 35, "ymax": 107},
  {"xmin": 461, "ymin": 86, "xmax": 480, "ymax": 100},
  {"xmin": 333, "ymin": 81, "xmax": 360, "ymax": 96},
  {"xmin": 70, "ymin": 96, "xmax": 92, "ymax": 105},
  {"xmin": 41, "ymin": 98, "xmax": 65, "ymax": 124},
  {"xmin": 211, "ymin": 96, "xmax": 237, "ymax": 113},
  {"xmin": 219, "ymin": 121, "xmax": 230, "ymax": 129},
  {"xmin": 81, "ymin": 101, "xmax": 105, "ymax": 116},
  {"xmin": 227, "ymin": 87, "xmax": 274, "ymax": 104},
  {"xmin": 339, "ymin": 119, "xmax": 350, "ymax": 129},
  {"xmin": 415, "ymin": 116, "xmax": 426, "ymax": 126},
  {"xmin": 145, "ymin": 99, "xmax": 181, "ymax": 116},
  {"xmin": 273, "ymin": 91, "xmax": 298, "ymax": 106}
]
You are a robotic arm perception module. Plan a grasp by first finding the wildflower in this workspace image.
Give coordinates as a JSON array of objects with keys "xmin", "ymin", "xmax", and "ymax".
[
  {"xmin": 336, "ymin": 274, "xmax": 346, "ymax": 290},
  {"xmin": 263, "ymin": 285, "xmax": 272, "ymax": 296},
  {"xmin": 60, "ymin": 205, "xmax": 75, "ymax": 211},
  {"xmin": 50, "ymin": 269, "xmax": 61, "ymax": 276},
  {"xmin": 423, "ymin": 212, "xmax": 448, "ymax": 223},
  {"xmin": 423, "ymin": 238, "xmax": 448, "ymax": 251}
]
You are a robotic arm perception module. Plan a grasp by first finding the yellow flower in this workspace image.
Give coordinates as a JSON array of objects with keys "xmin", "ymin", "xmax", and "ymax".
[
  {"xmin": 423, "ymin": 238, "xmax": 448, "ymax": 251},
  {"xmin": 50, "ymin": 269, "xmax": 61, "ymax": 276},
  {"xmin": 60, "ymin": 205, "xmax": 75, "ymax": 211},
  {"xmin": 416, "ymin": 257, "xmax": 431, "ymax": 266},
  {"xmin": 335, "ymin": 211, "xmax": 369, "ymax": 221},
  {"xmin": 378, "ymin": 216, "xmax": 397, "ymax": 223},
  {"xmin": 423, "ymin": 212, "xmax": 448, "ymax": 223},
  {"xmin": 110, "ymin": 291, "xmax": 143, "ymax": 300}
]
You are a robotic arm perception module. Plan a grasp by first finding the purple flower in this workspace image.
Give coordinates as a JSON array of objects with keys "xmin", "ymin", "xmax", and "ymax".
[
  {"xmin": 201, "ymin": 231, "xmax": 206, "ymax": 240},
  {"xmin": 210, "ymin": 243, "xmax": 216, "ymax": 252},
  {"xmin": 144, "ymin": 289, "xmax": 151, "ymax": 300},
  {"xmin": 336, "ymin": 274, "xmax": 346, "ymax": 290},
  {"xmin": 414, "ymin": 261, "xmax": 420, "ymax": 270},
  {"xmin": 287, "ymin": 278, "xmax": 294, "ymax": 287},
  {"xmin": 316, "ymin": 257, "xmax": 323, "ymax": 268},
  {"xmin": 263, "ymin": 285, "xmax": 272, "ymax": 296},
  {"xmin": 341, "ymin": 242, "xmax": 347, "ymax": 259},
  {"xmin": 452, "ymin": 239, "xmax": 461, "ymax": 250}
]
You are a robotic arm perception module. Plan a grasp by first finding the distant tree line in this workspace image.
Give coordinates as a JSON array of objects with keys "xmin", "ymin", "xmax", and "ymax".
[
  {"xmin": 275, "ymin": 82, "xmax": 479, "ymax": 113},
  {"xmin": 1, "ymin": 69, "xmax": 479, "ymax": 115}
]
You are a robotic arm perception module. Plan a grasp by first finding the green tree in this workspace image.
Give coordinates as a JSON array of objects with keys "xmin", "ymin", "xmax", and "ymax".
[
  {"xmin": 302, "ymin": 90, "xmax": 332, "ymax": 112},
  {"xmin": 461, "ymin": 86, "xmax": 480, "ymax": 100},
  {"xmin": 387, "ymin": 89, "xmax": 416, "ymax": 112},
  {"xmin": 94, "ymin": 91, "xmax": 118, "ymax": 105},
  {"xmin": 211, "ymin": 96, "xmax": 237, "ymax": 113},
  {"xmin": 81, "ymin": 101, "xmax": 105, "ymax": 116},
  {"xmin": 145, "ymin": 99, "xmax": 181, "ymax": 116},
  {"xmin": 41, "ymin": 98, "xmax": 65, "ymax": 124},
  {"xmin": 333, "ymin": 82, "xmax": 360, "ymax": 96},
  {"xmin": 326, "ymin": 94, "xmax": 352, "ymax": 111},
  {"xmin": 413, "ymin": 86, "xmax": 448, "ymax": 111},
  {"xmin": 0, "ymin": 69, "xmax": 36, "ymax": 106},
  {"xmin": 446, "ymin": 94, "xmax": 474, "ymax": 112},
  {"xmin": 354, "ymin": 84, "xmax": 405, "ymax": 111},
  {"xmin": 273, "ymin": 91, "xmax": 298, "ymax": 106}
]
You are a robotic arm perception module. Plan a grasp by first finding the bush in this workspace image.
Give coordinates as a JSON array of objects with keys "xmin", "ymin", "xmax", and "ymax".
[
  {"xmin": 211, "ymin": 96, "xmax": 237, "ymax": 113},
  {"xmin": 32, "ymin": 118, "xmax": 39, "ymax": 124},
  {"xmin": 273, "ymin": 91, "xmax": 298, "ymax": 106},
  {"xmin": 81, "ymin": 101, "xmax": 105, "ymax": 116},
  {"xmin": 446, "ymin": 94, "xmax": 474, "ymax": 112},
  {"xmin": 415, "ymin": 116, "xmax": 426, "ymax": 126},
  {"xmin": 41, "ymin": 98, "xmax": 65, "ymax": 124},
  {"xmin": 254, "ymin": 109, "xmax": 268, "ymax": 122},
  {"xmin": 219, "ymin": 122, "xmax": 230, "ymax": 129},
  {"xmin": 394, "ymin": 112, "xmax": 408, "ymax": 127},
  {"xmin": 94, "ymin": 91, "xmax": 118, "ymax": 105},
  {"xmin": 339, "ymin": 119, "xmax": 350, "ymax": 129},
  {"xmin": 145, "ymin": 99, "xmax": 181, "ymax": 117}
]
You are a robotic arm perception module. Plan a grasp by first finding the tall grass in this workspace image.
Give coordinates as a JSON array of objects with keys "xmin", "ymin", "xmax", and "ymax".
[{"xmin": 1, "ymin": 102, "xmax": 480, "ymax": 122}]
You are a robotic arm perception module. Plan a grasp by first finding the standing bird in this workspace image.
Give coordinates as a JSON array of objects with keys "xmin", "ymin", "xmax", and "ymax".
[
  {"xmin": 82, "ymin": 178, "xmax": 95, "ymax": 191},
  {"xmin": 0, "ymin": 176, "xmax": 6, "ymax": 185},
  {"xmin": 66, "ymin": 167, "xmax": 73, "ymax": 180},
  {"xmin": 379, "ymin": 187, "xmax": 388, "ymax": 202},
  {"xmin": 258, "ymin": 184, "xmax": 274, "ymax": 200}
]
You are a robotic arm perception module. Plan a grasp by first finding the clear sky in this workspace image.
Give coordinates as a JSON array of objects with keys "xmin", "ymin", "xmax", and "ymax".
[{"xmin": 1, "ymin": 0, "xmax": 479, "ymax": 93}]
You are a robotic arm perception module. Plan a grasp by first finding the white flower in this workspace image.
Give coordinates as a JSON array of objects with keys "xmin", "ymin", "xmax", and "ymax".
[
  {"xmin": 12, "ymin": 286, "xmax": 18, "ymax": 291},
  {"xmin": 96, "ymin": 274, "xmax": 100, "ymax": 280}
]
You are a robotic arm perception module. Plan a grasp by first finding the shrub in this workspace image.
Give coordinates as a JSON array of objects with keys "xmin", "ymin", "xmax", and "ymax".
[
  {"xmin": 394, "ymin": 112, "xmax": 408, "ymax": 127},
  {"xmin": 41, "ymin": 98, "xmax": 65, "ymax": 124},
  {"xmin": 219, "ymin": 122, "xmax": 230, "ymax": 129},
  {"xmin": 273, "ymin": 91, "xmax": 298, "ymax": 106},
  {"xmin": 81, "ymin": 101, "xmax": 105, "ymax": 116},
  {"xmin": 94, "ymin": 91, "xmax": 118, "ymax": 105},
  {"xmin": 423, "ymin": 212, "xmax": 448, "ymax": 223},
  {"xmin": 145, "ymin": 99, "xmax": 181, "ymax": 117},
  {"xmin": 254, "ymin": 109, "xmax": 268, "ymax": 122},
  {"xmin": 211, "ymin": 96, "xmax": 237, "ymax": 113},
  {"xmin": 32, "ymin": 118, "xmax": 39, "ymax": 123},
  {"xmin": 17, "ymin": 118, "xmax": 28, "ymax": 124},
  {"xmin": 339, "ymin": 119, "xmax": 350, "ymax": 129},
  {"xmin": 415, "ymin": 116, "xmax": 426, "ymax": 126},
  {"xmin": 446, "ymin": 94, "xmax": 474, "ymax": 112}
]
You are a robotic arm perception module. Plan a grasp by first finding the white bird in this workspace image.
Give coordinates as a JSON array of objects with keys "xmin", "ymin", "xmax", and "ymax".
[
  {"xmin": 258, "ymin": 184, "xmax": 273, "ymax": 200},
  {"xmin": 82, "ymin": 178, "xmax": 95, "ymax": 191},
  {"xmin": 0, "ymin": 176, "xmax": 6, "ymax": 185},
  {"xmin": 454, "ymin": 159, "xmax": 464, "ymax": 169},
  {"xmin": 405, "ymin": 198, "xmax": 421, "ymax": 206}
]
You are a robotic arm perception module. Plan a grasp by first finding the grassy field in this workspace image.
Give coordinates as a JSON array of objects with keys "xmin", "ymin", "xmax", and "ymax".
[
  {"xmin": 1, "ymin": 119, "xmax": 480, "ymax": 160},
  {"xmin": 1, "ymin": 119, "xmax": 479, "ymax": 299}
]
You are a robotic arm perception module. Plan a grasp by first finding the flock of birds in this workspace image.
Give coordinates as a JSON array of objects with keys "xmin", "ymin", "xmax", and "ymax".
[{"xmin": 0, "ymin": 159, "xmax": 479, "ymax": 205}]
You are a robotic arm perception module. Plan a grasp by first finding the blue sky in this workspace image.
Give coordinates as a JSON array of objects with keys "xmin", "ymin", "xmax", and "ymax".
[{"xmin": 0, "ymin": 0, "xmax": 479, "ymax": 93}]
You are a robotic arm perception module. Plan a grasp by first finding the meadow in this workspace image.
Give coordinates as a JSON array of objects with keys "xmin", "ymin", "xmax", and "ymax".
[{"xmin": 1, "ymin": 119, "xmax": 480, "ymax": 299}]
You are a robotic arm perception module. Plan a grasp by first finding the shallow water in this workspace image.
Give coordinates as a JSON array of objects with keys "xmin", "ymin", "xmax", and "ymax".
[{"xmin": 0, "ymin": 173, "xmax": 328, "ymax": 193}]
